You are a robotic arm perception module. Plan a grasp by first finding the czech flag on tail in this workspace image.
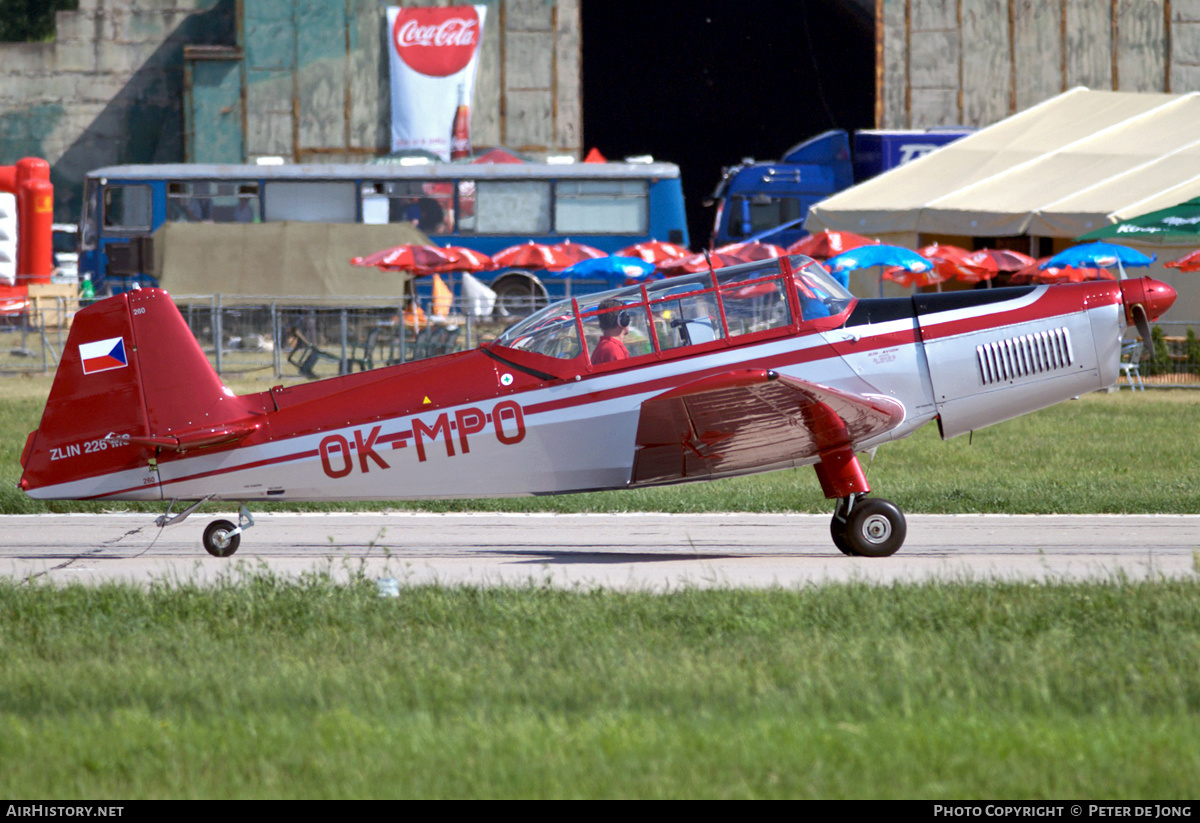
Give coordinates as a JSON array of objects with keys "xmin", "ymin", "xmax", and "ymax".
[{"xmin": 79, "ymin": 337, "xmax": 127, "ymax": 375}]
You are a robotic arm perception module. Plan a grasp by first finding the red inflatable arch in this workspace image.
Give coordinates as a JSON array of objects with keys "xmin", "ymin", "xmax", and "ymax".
[{"xmin": 0, "ymin": 157, "xmax": 53, "ymax": 284}]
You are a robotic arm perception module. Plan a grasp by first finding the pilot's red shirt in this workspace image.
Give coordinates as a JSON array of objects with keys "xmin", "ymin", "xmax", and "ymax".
[{"xmin": 592, "ymin": 335, "xmax": 630, "ymax": 364}]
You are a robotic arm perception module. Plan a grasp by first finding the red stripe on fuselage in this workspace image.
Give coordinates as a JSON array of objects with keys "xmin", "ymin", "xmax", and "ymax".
[{"xmin": 915, "ymin": 282, "xmax": 1120, "ymax": 342}]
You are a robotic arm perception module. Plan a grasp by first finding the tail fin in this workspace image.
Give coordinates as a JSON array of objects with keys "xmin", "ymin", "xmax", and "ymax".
[{"xmin": 20, "ymin": 288, "xmax": 261, "ymax": 499}]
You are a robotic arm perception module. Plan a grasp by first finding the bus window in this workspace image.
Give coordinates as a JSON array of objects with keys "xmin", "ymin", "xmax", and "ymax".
[
  {"xmin": 456, "ymin": 180, "xmax": 475, "ymax": 229},
  {"xmin": 457, "ymin": 180, "xmax": 550, "ymax": 234},
  {"xmin": 167, "ymin": 180, "xmax": 260, "ymax": 223},
  {"xmin": 102, "ymin": 185, "xmax": 153, "ymax": 233},
  {"xmin": 555, "ymin": 179, "xmax": 648, "ymax": 234},
  {"xmin": 645, "ymin": 273, "xmax": 724, "ymax": 351},
  {"xmin": 361, "ymin": 180, "xmax": 453, "ymax": 234},
  {"xmin": 717, "ymin": 266, "xmax": 791, "ymax": 335},
  {"xmin": 263, "ymin": 181, "xmax": 357, "ymax": 222}
]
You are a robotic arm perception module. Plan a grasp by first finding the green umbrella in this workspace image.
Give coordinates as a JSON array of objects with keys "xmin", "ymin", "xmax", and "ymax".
[{"xmin": 1077, "ymin": 197, "xmax": 1200, "ymax": 243}]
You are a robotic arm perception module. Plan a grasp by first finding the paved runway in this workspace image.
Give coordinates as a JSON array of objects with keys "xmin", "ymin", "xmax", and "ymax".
[{"xmin": 1, "ymin": 512, "xmax": 1197, "ymax": 590}]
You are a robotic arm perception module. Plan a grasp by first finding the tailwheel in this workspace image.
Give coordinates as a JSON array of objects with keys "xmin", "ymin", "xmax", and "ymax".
[
  {"xmin": 202, "ymin": 520, "xmax": 240, "ymax": 557},
  {"xmin": 201, "ymin": 505, "xmax": 255, "ymax": 558},
  {"xmin": 830, "ymin": 497, "xmax": 907, "ymax": 557}
]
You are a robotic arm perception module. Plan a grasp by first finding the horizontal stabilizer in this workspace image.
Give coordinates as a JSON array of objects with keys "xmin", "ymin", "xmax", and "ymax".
[{"xmin": 126, "ymin": 422, "xmax": 261, "ymax": 452}]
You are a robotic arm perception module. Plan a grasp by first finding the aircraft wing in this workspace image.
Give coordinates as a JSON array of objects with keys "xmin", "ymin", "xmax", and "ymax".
[{"xmin": 630, "ymin": 369, "xmax": 905, "ymax": 485}]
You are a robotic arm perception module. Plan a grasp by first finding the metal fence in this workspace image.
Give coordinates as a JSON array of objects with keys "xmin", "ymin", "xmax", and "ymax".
[
  {"xmin": 1137, "ymin": 320, "xmax": 1200, "ymax": 387},
  {"xmin": 4, "ymin": 293, "xmax": 1200, "ymax": 388},
  {"xmin": 175, "ymin": 295, "xmax": 520, "ymax": 381},
  {"xmin": 0, "ymin": 293, "xmax": 516, "ymax": 381}
]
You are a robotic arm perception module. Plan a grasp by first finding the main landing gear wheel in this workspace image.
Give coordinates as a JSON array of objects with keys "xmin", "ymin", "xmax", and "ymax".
[
  {"xmin": 830, "ymin": 497, "xmax": 907, "ymax": 557},
  {"xmin": 202, "ymin": 520, "xmax": 240, "ymax": 557}
]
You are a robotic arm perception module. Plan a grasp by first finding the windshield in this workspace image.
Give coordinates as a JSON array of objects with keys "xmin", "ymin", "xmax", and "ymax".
[
  {"xmin": 493, "ymin": 255, "xmax": 851, "ymax": 364},
  {"xmin": 493, "ymin": 300, "xmax": 589, "ymax": 359}
]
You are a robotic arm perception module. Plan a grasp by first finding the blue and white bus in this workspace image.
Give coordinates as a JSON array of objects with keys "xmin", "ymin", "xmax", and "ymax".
[{"xmin": 79, "ymin": 160, "xmax": 690, "ymax": 304}]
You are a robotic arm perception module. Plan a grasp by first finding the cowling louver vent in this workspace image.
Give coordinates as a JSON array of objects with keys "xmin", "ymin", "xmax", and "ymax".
[{"xmin": 976, "ymin": 327, "xmax": 1073, "ymax": 385}]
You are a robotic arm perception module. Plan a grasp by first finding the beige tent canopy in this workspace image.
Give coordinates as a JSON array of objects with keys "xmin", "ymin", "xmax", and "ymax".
[
  {"xmin": 806, "ymin": 88, "xmax": 1200, "ymax": 247},
  {"xmin": 154, "ymin": 221, "xmax": 429, "ymax": 302}
]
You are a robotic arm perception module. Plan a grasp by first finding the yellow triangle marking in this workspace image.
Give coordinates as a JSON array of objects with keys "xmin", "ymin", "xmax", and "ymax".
[{"xmin": 423, "ymin": 396, "xmax": 432, "ymax": 404}]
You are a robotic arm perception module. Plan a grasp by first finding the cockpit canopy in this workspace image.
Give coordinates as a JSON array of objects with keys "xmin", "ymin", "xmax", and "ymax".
[{"xmin": 493, "ymin": 254, "xmax": 852, "ymax": 366}]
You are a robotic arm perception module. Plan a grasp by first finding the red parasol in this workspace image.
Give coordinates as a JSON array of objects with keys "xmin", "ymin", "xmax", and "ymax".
[
  {"xmin": 491, "ymin": 240, "xmax": 579, "ymax": 271},
  {"xmin": 656, "ymin": 251, "xmax": 749, "ymax": 276},
  {"xmin": 351, "ymin": 244, "xmax": 457, "ymax": 274},
  {"xmin": 1009, "ymin": 258, "xmax": 1115, "ymax": 285},
  {"xmin": 550, "ymin": 239, "xmax": 607, "ymax": 265},
  {"xmin": 963, "ymin": 248, "xmax": 1037, "ymax": 273},
  {"xmin": 1166, "ymin": 249, "xmax": 1200, "ymax": 272},
  {"xmin": 714, "ymin": 241, "xmax": 787, "ymax": 261},
  {"xmin": 470, "ymin": 147, "xmax": 526, "ymax": 164},
  {"xmin": 918, "ymin": 243, "xmax": 999, "ymax": 282},
  {"xmin": 616, "ymin": 240, "xmax": 691, "ymax": 264},
  {"xmin": 902, "ymin": 244, "xmax": 998, "ymax": 283},
  {"xmin": 786, "ymin": 229, "xmax": 878, "ymax": 259},
  {"xmin": 882, "ymin": 266, "xmax": 950, "ymax": 289},
  {"xmin": 430, "ymin": 246, "xmax": 495, "ymax": 273}
]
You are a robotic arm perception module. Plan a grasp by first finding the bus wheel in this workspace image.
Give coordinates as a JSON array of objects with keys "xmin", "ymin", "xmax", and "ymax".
[{"xmin": 490, "ymin": 273, "xmax": 548, "ymax": 317}]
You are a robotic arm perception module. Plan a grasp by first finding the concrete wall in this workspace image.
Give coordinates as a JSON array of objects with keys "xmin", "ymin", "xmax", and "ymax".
[
  {"xmin": 878, "ymin": 0, "xmax": 1200, "ymax": 128},
  {"xmin": 0, "ymin": 0, "xmax": 581, "ymax": 221},
  {"xmin": 237, "ymin": 0, "xmax": 580, "ymax": 163},
  {"xmin": 0, "ymin": 0, "xmax": 236, "ymax": 220}
]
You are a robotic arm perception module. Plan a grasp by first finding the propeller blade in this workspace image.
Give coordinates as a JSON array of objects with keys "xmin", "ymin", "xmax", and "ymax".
[{"xmin": 1132, "ymin": 303, "xmax": 1153, "ymax": 362}]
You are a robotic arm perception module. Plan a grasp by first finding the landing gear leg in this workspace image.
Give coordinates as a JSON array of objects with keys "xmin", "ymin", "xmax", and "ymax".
[
  {"xmin": 202, "ymin": 505, "xmax": 255, "ymax": 558},
  {"xmin": 155, "ymin": 497, "xmax": 213, "ymax": 528},
  {"xmin": 830, "ymin": 493, "xmax": 861, "ymax": 556},
  {"xmin": 816, "ymin": 444, "xmax": 907, "ymax": 557}
]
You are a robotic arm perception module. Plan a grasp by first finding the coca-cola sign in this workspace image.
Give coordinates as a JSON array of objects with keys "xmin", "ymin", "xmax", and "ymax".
[
  {"xmin": 393, "ymin": 6, "xmax": 480, "ymax": 78},
  {"xmin": 387, "ymin": 5, "xmax": 487, "ymax": 159}
]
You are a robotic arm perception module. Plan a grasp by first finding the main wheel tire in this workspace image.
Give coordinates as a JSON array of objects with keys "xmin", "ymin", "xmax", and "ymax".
[
  {"xmin": 843, "ymin": 498, "xmax": 906, "ymax": 558},
  {"xmin": 202, "ymin": 519, "xmax": 241, "ymax": 558},
  {"xmin": 829, "ymin": 517, "xmax": 859, "ymax": 556}
]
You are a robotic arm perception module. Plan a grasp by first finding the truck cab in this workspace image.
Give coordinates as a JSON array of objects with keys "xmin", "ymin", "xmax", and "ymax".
[
  {"xmin": 708, "ymin": 130, "xmax": 854, "ymax": 251},
  {"xmin": 708, "ymin": 128, "xmax": 974, "ymax": 250}
]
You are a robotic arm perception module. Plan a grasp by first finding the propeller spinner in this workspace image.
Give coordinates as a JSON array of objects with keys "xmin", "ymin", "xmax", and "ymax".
[{"xmin": 1119, "ymin": 278, "xmax": 1177, "ymax": 360}]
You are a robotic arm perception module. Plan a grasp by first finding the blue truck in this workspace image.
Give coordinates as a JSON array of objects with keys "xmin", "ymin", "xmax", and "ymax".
[{"xmin": 707, "ymin": 128, "xmax": 974, "ymax": 249}]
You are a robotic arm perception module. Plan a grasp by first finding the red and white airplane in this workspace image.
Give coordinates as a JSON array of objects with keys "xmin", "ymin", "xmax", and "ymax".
[{"xmin": 18, "ymin": 255, "xmax": 1175, "ymax": 558}]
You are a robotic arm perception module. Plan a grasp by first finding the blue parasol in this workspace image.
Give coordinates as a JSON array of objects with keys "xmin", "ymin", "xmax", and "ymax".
[
  {"xmin": 824, "ymin": 244, "xmax": 932, "ymax": 289},
  {"xmin": 1039, "ymin": 241, "xmax": 1155, "ymax": 279},
  {"xmin": 555, "ymin": 255, "xmax": 658, "ymax": 285}
]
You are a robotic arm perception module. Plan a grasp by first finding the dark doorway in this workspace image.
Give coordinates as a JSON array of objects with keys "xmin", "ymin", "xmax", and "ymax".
[{"xmin": 580, "ymin": 1, "xmax": 875, "ymax": 249}]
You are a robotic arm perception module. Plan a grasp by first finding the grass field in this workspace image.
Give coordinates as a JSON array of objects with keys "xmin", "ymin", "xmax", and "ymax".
[
  {"xmin": 3, "ymin": 378, "xmax": 1199, "ymax": 798},
  {"xmin": 1, "ymin": 571, "xmax": 1198, "ymax": 799}
]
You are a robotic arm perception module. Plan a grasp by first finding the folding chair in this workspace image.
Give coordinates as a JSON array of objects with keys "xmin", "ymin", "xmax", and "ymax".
[
  {"xmin": 286, "ymin": 329, "xmax": 342, "ymax": 379},
  {"xmin": 1119, "ymin": 341, "xmax": 1144, "ymax": 391}
]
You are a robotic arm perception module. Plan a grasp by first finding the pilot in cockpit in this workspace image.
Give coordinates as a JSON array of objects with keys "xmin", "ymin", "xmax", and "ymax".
[{"xmin": 591, "ymin": 299, "xmax": 631, "ymax": 364}]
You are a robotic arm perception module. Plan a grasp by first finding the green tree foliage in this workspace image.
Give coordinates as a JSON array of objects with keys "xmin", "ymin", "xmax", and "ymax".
[
  {"xmin": 0, "ymin": 0, "xmax": 78, "ymax": 43},
  {"xmin": 1185, "ymin": 328, "xmax": 1200, "ymax": 374},
  {"xmin": 1146, "ymin": 325, "xmax": 1173, "ymax": 376}
]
